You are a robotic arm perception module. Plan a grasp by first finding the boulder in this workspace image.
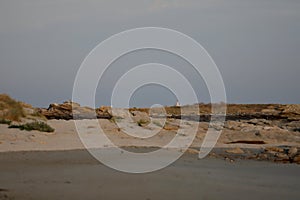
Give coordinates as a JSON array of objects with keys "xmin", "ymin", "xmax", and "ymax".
[
  {"xmin": 39, "ymin": 102, "xmax": 73, "ymax": 120},
  {"xmin": 265, "ymin": 146, "xmax": 284, "ymax": 153},
  {"xmin": 293, "ymin": 155, "xmax": 300, "ymax": 164},
  {"xmin": 224, "ymin": 121, "xmax": 240, "ymax": 130},
  {"xmin": 288, "ymin": 147, "xmax": 298, "ymax": 157},
  {"xmin": 225, "ymin": 147, "xmax": 244, "ymax": 154},
  {"xmin": 274, "ymin": 153, "xmax": 290, "ymax": 162}
]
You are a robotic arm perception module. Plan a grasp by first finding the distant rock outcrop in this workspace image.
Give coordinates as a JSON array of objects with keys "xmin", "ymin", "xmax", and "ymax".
[
  {"xmin": 39, "ymin": 101, "xmax": 112, "ymax": 120},
  {"xmin": 38, "ymin": 102, "xmax": 300, "ymax": 124}
]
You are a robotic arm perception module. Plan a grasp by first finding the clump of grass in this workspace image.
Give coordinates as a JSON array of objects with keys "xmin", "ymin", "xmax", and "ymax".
[
  {"xmin": 137, "ymin": 119, "xmax": 149, "ymax": 127},
  {"xmin": 30, "ymin": 110, "xmax": 46, "ymax": 119},
  {"xmin": 0, "ymin": 118, "xmax": 11, "ymax": 125},
  {"xmin": 9, "ymin": 121, "xmax": 55, "ymax": 132},
  {"xmin": 0, "ymin": 94, "xmax": 25, "ymax": 121}
]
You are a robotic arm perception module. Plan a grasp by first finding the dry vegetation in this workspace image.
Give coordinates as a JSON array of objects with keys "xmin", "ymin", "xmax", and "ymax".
[
  {"xmin": 8, "ymin": 121, "xmax": 55, "ymax": 132},
  {"xmin": 0, "ymin": 94, "xmax": 25, "ymax": 121},
  {"xmin": 0, "ymin": 94, "xmax": 54, "ymax": 132}
]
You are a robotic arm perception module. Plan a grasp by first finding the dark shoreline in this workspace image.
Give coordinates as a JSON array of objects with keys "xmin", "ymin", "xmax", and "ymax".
[
  {"xmin": 1, "ymin": 146, "xmax": 299, "ymax": 164},
  {"xmin": 0, "ymin": 149, "xmax": 299, "ymax": 200}
]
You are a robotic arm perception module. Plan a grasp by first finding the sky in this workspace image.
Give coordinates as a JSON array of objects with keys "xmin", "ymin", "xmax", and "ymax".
[{"xmin": 0, "ymin": 0, "xmax": 299, "ymax": 108}]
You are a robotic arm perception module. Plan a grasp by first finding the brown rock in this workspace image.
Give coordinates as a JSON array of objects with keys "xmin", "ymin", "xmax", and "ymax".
[
  {"xmin": 96, "ymin": 107, "xmax": 112, "ymax": 119},
  {"xmin": 225, "ymin": 121, "xmax": 240, "ymax": 130},
  {"xmin": 288, "ymin": 147, "xmax": 298, "ymax": 157},
  {"xmin": 265, "ymin": 146, "xmax": 284, "ymax": 153},
  {"xmin": 185, "ymin": 148, "xmax": 199, "ymax": 155},
  {"xmin": 282, "ymin": 105, "xmax": 300, "ymax": 120},
  {"xmin": 293, "ymin": 155, "xmax": 300, "ymax": 164},
  {"xmin": 261, "ymin": 109, "xmax": 278, "ymax": 115},
  {"xmin": 283, "ymin": 105, "xmax": 300, "ymax": 114},
  {"xmin": 276, "ymin": 153, "xmax": 289, "ymax": 159},
  {"xmin": 163, "ymin": 125, "xmax": 179, "ymax": 131},
  {"xmin": 258, "ymin": 153, "xmax": 269, "ymax": 160},
  {"xmin": 39, "ymin": 102, "xmax": 112, "ymax": 120},
  {"xmin": 40, "ymin": 102, "xmax": 73, "ymax": 120},
  {"xmin": 225, "ymin": 147, "xmax": 244, "ymax": 154},
  {"xmin": 274, "ymin": 153, "xmax": 290, "ymax": 163}
]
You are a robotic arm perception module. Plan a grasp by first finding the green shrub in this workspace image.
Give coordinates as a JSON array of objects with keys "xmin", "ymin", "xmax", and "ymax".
[
  {"xmin": 7, "ymin": 124, "xmax": 20, "ymax": 129},
  {"xmin": 0, "ymin": 118, "xmax": 11, "ymax": 125},
  {"xmin": 9, "ymin": 121, "xmax": 55, "ymax": 132},
  {"xmin": 137, "ymin": 119, "xmax": 149, "ymax": 127}
]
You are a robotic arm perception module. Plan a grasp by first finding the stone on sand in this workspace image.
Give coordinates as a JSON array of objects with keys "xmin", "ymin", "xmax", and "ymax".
[{"xmin": 225, "ymin": 147, "xmax": 244, "ymax": 154}]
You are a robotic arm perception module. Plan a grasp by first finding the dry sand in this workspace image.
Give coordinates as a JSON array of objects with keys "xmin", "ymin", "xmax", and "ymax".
[{"xmin": 1, "ymin": 119, "xmax": 299, "ymax": 152}]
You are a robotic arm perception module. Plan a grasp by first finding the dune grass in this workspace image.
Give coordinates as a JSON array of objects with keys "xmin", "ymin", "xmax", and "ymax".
[
  {"xmin": 0, "ymin": 118, "xmax": 11, "ymax": 125},
  {"xmin": 137, "ymin": 119, "xmax": 149, "ymax": 127},
  {"xmin": 9, "ymin": 121, "xmax": 55, "ymax": 133},
  {"xmin": 0, "ymin": 94, "xmax": 25, "ymax": 121}
]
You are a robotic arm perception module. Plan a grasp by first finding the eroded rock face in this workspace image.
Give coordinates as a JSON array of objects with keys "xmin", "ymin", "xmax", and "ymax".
[
  {"xmin": 262, "ymin": 146, "xmax": 299, "ymax": 163},
  {"xmin": 39, "ymin": 102, "xmax": 112, "ymax": 120},
  {"xmin": 39, "ymin": 102, "xmax": 74, "ymax": 120},
  {"xmin": 282, "ymin": 105, "xmax": 300, "ymax": 121},
  {"xmin": 211, "ymin": 146, "xmax": 300, "ymax": 164}
]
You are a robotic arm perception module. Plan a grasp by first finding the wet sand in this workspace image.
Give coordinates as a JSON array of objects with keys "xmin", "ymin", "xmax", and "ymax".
[{"xmin": 0, "ymin": 149, "xmax": 299, "ymax": 200}]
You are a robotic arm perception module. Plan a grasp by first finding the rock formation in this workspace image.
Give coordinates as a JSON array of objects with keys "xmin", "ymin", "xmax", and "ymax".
[{"xmin": 38, "ymin": 101, "xmax": 112, "ymax": 120}]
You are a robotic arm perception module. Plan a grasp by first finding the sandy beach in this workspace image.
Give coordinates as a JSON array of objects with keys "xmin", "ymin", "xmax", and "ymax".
[
  {"xmin": 1, "ymin": 96, "xmax": 300, "ymax": 199},
  {"xmin": 1, "ymin": 118, "xmax": 299, "ymax": 155},
  {"xmin": 0, "ymin": 117, "xmax": 300, "ymax": 199}
]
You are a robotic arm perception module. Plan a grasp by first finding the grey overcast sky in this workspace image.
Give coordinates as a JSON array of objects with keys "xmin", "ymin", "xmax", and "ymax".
[{"xmin": 0, "ymin": 0, "xmax": 299, "ymax": 107}]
